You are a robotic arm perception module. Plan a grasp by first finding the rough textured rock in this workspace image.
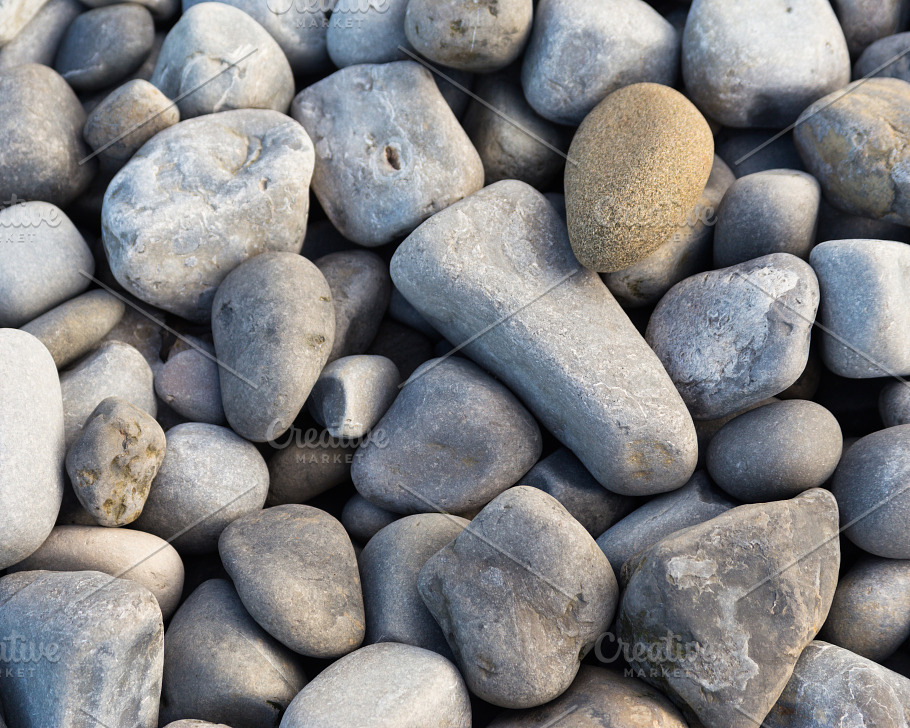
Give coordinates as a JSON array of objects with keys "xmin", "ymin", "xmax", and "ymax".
[
  {"xmin": 418, "ymin": 486, "xmax": 617, "ymax": 708},
  {"xmin": 683, "ymin": 0, "xmax": 850, "ymax": 127},
  {"xmin": 155, "ymin": 348, "xmax": 225, "ymax": 424},
  {"xmin": 266, "ymin": 435, "xmax": 356, "ymax": 506},
  {"xmin": 646, "ymin": 253, "xmax": 820, "ymax": 419},
  {"xmin": 291, "ymin": 61, "xmax": 484, "ymax": 247},
  {"xmin": 392, "ymin": 180, "xmax": 698, "ymax": 495},
  {"xmin": 0, "ymin": 0, "xmax": 82, "ymax": 70},
  {"xmin": 833, "ymin": 0, "xmax": 910, "ymax": 56},
  {"xmin": 341, "ymin": 493, "xmax": 400, "ymax": 543},
  {"xmin": 102, "ymin": 109, "xmax": 315, "ymax": 321},
  {"xmin": 0, "ymin": 570, "xmax": 163, "ymax": 728},
  {"xmin": 881, "ymin": 381, "xmax": 910, "ymax": 426},
  {"xmin": 565, "ymin": 83, "xmax": 714, "ymax": 272},
  {"xmin": 327, "ymin": 0, "xmax": 410, "ymax": 67}
]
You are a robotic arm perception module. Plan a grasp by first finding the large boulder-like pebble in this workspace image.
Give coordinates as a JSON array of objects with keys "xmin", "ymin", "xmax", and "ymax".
[
  {"xmin": 418, "ymin": 486, "xmax": 617, "ymax": 708},
  {"xmin": 0, "ymin": 0, "xmax": 82, "ymax": 69},
  {"xmin": 646, "ymin": 253, "xmax": 820, "ymax": 419},
  {"xmin": 327, "ymin": 0, "xmax": 410, "ymax": 67},
  {"xmin": 0, "ymin": 570, "xmax": 163, "ymax": 728},
  {"xmin": 160, "ymin": 579, "xmax": 307, "ymax": 728},
  {"xmin": 102, "ymin": 109, "xmax": 315, "ymax": 321},
  {"xmin": 832, "ymin": 0, "xmax": 910, "ymax": 56},
  {"xmin": 881, "ymin": 381, "xmax": 910, "ymax": 426},
  {"xmin": 279, "ymin": 643, "xmax": 471, "ymax": 728},
  {"xmin": 352, "ymin": 357, "xmax": 541, "ymax": 515},
  {"xmin": 292, "ymin": 61, "xmax": 484, "ymax": 247},
  {"xmin": 266, "ymin": 434, "xmax": 356, "ymax": 506},
  {"xmin": 392, "ymin": 180, "xmax": 698, "ymax": 495},
  {"xmin": 155, "ymin": 348, "xmax": 225, "ymax": 424},
  {"xmin": 132, "ymin": 423, "xmax": 269, "ymax": 553},
  {"xmin": 618, "ymin": 489, "xmax": 840, "ymax": 728},
  {"xmin": 682, "ymin": 0, "xmax": 850, "ymax": 127}
]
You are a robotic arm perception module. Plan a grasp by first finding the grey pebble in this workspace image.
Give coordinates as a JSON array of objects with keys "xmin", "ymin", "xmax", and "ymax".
[
  {"xmin": 366, "ymin": 319, "xmax": 435, "ymax": 380},
  {"xmin": 0, "ymin": 0, "xmax": 50, "ymax": 44},
  {"xmin": 881, "ymin": 382, "xmax": 910, "ymax": 426},
  {"xmin": 855, "ymin": 31, "xmax": 910, "ymax": 81},
  {"xmin": 0, "ymin": 0, "xmax": 82, "ymax": 70},
  {"xmin": 83, "ymin": 0, "xmax": 178, "ymax": 18},
  {"xmin": 155, "ymin": 348, "xmax": 225, "ymax": 424},
  {"xmin": 266, "ymin": 435, "xmax": 356, "ymax": 506},
  {"xmin": 327, "ymin": 0, "xmax": 410, "ymax": 67},
  {"xmin": 832, "ymin": 0, "xmax": 910, "ymax": 56},
  {"xmin": 341, "ymin": 493, "xmax": 401, "ymax": 543}
]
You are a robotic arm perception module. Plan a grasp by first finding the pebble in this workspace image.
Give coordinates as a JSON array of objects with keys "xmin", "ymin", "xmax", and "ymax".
[
  {"xmin": 855, "ymin": 31, "xmax": 910, "ymax": 81},
  {"xmin": 83, "ymin": 0, "xmax": 178, "ymax": 18},
  {"xmin": 132, "ymin": 422, "xmax": 269, "ymax": 553},
  {"xmin": 366, "ymin": 319, "xmax": 435, "ymax": 379},
  {"xmin": 265, "ymin": 435, "xmax": 355, "ymax": 506},
  {"xmin": 102, "ymin": 109, "xmax": 315, "ymax": 321},
  {"xmin": 65, "ymin": 395, "xmax": 165, "ymax": 526},
  {"xmin": 327, "ymin": 0, "xmax": 410, "ymax": 67},
  {"xmin": 0, "ymin": 0, "xmax": 50, "ymax": 45},
  {"xmin": 219, "ymin": 504, "xmax": 365, "ymax": 658},
  {"xmin": 706, "ymin": 400, "xmax": 843, "ymax": 502},
  {"xmin": 155, "ymin": 348, "xmax": 225, "ymax": 424},
  {"xmin": 418, "ymin": 486, "xmax": 617, "ymax": 708},
  {"xmin": 340, "ymin": 493, "xmax": 401, "ymax": 543},
  {"xmin": 682, "ymin": 0, "xmax": 850, "ymax": 127},
  {"xmin": 521, "ymin": 0, "xmax": 679, "ymax": 125},
  {"xmin": 160, "ymin": 579, "xmax": 306, "ymax": 728},
  {"xmin": 646, "ymin": 253, "xmax": 820, "ymax": 419},
  {"xmin": 0, "ymin": 329, "xmax": 65, "ymax": 570},
  {"xmin": 565, "ymin": 83, "xmax": 714, "ymax": 272},
  {"xmin": 9, "ymin": 524, "xmax": 184, "ymax": 619},
  {"xmin": 715, "ymin": 128, "xmax": 805, "ymax": 177},
  {"xmin": 352, "ymin": 356, "xmax": 542, "ymax": 515},
  {"xmin": 21, "ymin": 289, "xmax": 125, "ymax": 368},
  {"xmin": 291, "ymin": 61, "xmax": 484, "ymax": 247},
  {"xmin": 619, "ymin": 489, "xmax": 840, "ymax": 728},
  {"xmin": 810, "ymin": 239, "xmax": 910, "ymax": 378},
  {"xmin": 102, "ymin": 303, "xmax": 165, "ymax": 372},
  {"xmin": 391, "ymin": 180, "xmax": 698, "ymax": 495},
  {"xmin": 832, "ymin": 424, "xmax": 910, "ymax": 558},
  {"xmin": 279, "ymin": 643, "xmax": 471, "ymax": 728},
  {"xmin": 0, "ymin": 570, "xmax": 163, "ymax": 728},
  {"xmin": 881, "ymin": 382, "xmax": 910, "ymax": 426},
  {"xmin": 713, "ymin": 170, "xmax": 821, "ymax": 267},
  {"xmin": 0, "ymin": 0, "xmax": 82, "ymax": 70},
  {"xmin": 832, "ymin": 0, "xmax": 910, "ymax": 56}
]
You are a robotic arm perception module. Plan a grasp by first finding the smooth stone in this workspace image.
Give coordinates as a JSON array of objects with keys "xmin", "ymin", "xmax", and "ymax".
[
  {"xmin": 352, "ymin": 357, "xmax": 542, "ymax": 515},
  {"xmin": 646, "ymin": 253, "xmax": 820, "ymax": 419},
  {"xmin": 596, "ymin": 471, "xmax": 736, "ymax": 579},
  {"xmin": 855, "ymin": 31, "xmax": 910, "ymax": 81},
  {"xmin": 55, "ymin": 3, "xmax": 154, "ymax": 91},
  {"xmin": 795, "ymin": 78, "xmax": 910, "ymax": 223},
  {"xmin": 707, "ymin": 400, "xmax": 843, "ymax": 502},
  {"xmin": 155, "ymin": 349, "xmax": 225, "ymax": 424},
  {"xmin": 832, "ymin": 424, "xmax": 910, "ymax": 558},
  {"xmin": 280, "ymin": 643, "xmax": 471, "ymax": 728},
  {"xmin": 683, "ymin": 0, "xmax": 850, "ymax": 128},
  {"xmin": 694, "ymin": 398, "xmax": 780, "ymax": 468},
  {"xmin": 266, "ymin": 434, "xmax": 356, "ymax": 506},
  {"xmin": 0, "ymin": 64, "xmax": 94, "ymax": 206},
  {"xmin": 84, "ymin": 79, "xmax": 180, "ymax": 173},
  {"xmin": 604, "ymin": 154, "xmax": 734, "ymax": 308},
  {"xmin": 833, "ymin": 0, "xmax": 910, "ymax": 56},
  {"xmin": 0, "ymin": 0, "xmax": 82, "ymax": 69},
  {"xmin": 389, "ymin": 285, "xmax": 438, "ymax": 338},
  {"xmin": 21, "ymin": 289, "xmax": 125, "ymax": 368},
  {"xmin": 291, "ymin": 61, "xmax": 484, "ymax": 247},
  {"xmin": 715, "ymin": 128, "xmax": 805, "ymax": 177},
  {"xmin": 340, "ymin": 493, "xmax": 400, "ymax": 543},
  {"xmin": 366, "ymin": 319, "xmax": 435, "ymax": 380},
  {"xmin": 132, "ymin": 423, "xmax": 269, "ymax": 554},
  {"xmin": 83, "ymin": 0, "xmax": 177, "ymax": 18},
  {"xmin": 9, "ymin": 524, "xmax": 184, "ymax": 619},
  {"xmin": 219, "ymin": 504, "xmax": 365, "ymax": 658},
  {"xmin": 160, "ymin": 579, "xmax": 307, "ymax": 728},
  {"xmin": 327, "ymin": 0, "xmax": 410, "ymax": 67},
  {"xmin": 315, "ymin": 251, "xmax": 390, "ymax": 362},
  {"xmin": 391, "ymin": 180, "xmax": 698, "ymax": 495},
  {"xmin": 618, "ymin": 489, "xmax": 841, "ymax": 728},
  {"xmin": 0, "ymin": 0, "xmax": 49, "ymax": 44},
  {"xmin": 881, "ymin": 382, "xmax": 910, "ymax": 426},
  {"xmin": 65, "ymin": 395, "xmax": 165, "ymax": 526},
  {"xmin": 714, "ymin": 170, "xmax": 821, "ymax": 267},
  {"xmin": 565, "ymin": 83, "xmax": 714, "ymax": 272},
  {"xmin": 522, "ymin": 447, "xmax": 637, "ymax": 537},
  {"xmin": 0, "ymin": 329, "xmax": 65, "ymax": 570},
  {"xmin": 212, "ymin": 252, "xmax": 335, "ymax": 442},
  {"xmin": 361, "ymin": 513, "xmax": 468, "ymax": 656},
  {"xmin": 102, "ymin": 109, "xmax": 315, "ymax": 321},
  {"xmin": 520, "ymin": 0, "xmax": 679, "ymax": 126},
  {"xmin": 810, "ymin": 239, "xmax": 910, "ymax": 378},
  {"xmin": 151, "ymin": 2, "xmax": 293, "ymax": 118},
  {"xmin": 0, "ymin": 569, "xmax": 163, "ymax": 728}
]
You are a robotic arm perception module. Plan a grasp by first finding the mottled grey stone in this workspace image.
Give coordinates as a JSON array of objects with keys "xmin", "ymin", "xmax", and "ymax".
[
  {"xmin": 520, "ymin": 0, "xmax": 679, "ymax": 125},
  {"xmin": 0, "ymin": 569, "xmax": 163, "ymax": 728},
  {"xmin": 341, "ymin": 493, "xmax": 400, "ymax": 543},
  {"xmin": 155, "ymin": 349, "xmax": 224, "ymax": 424},
  {"xmin": 9, "ymin": 524, "xmax": 184, "ymax": 619},
  {"xmin": 0, "ymin": 0, "xmax": 49, "ymax": 44},
  {"xmin": 881, "ymin": 382, "xmax": 910, "ymax": 426},
  {"xmin": 219, "ymin": 504, "xmax": 365, "ymax": 658},
  {"xmin": 291, "ymin": 61, "xmax": 484, "ymax": 247},
  {"xmin": 833, "ymin": 0, "xmax": 910, "ymax": 56},
  {"xmin": 160, "ymin": 579, "xmax": 307, "ymax": 728},
  {"xmin": 83, "ymin": 0, "xmax": 177, "ymax": 18},
  {"xmin": 352, "ymin": 357, "xmax": 541, "ymax": 515},
  {"xmin": 366, "ymin": 318, "xmax": 435, "ymax": 379},
  {"xmin": 855, "ymin": 31, "xmax": 910, "ymax": 81},
  {"xmin": 0, "ymin": 329, "xmax": 65, "ymax": 570},
  {"xmin": 266, "ymin": 435, "xmax": 356, "ymax": 506},
  {"xmin": 618, "ymin": 489, "xmax": 841, "ymax": 728},
  {"xmin": 646, "ymin": 253, "xmax": 820, "ymax": 419},
  {"xmin": 707, "ymin": 400, "xmax": 843, "ymax": 502},
  {"xmin": 419, "ymin": 486, "xmax": 617, "ymax": 708},
  {"xmin": 0, "ymin": 64, "xmax": 95, "ymax": 206},
  {"xmin": 132, "ymin": 423, "xmax": 269, "ymax": 553},
  {"xmin": 683, "ymin": 0, "xmax": 850, "ymax": 127},
  {"xmin": 212, "ymin": 252, "xmax": 334, "ymax": 442},
  {"xmin": 280, "ymin": 642, "xmax": 471, "ymax": 728},
  {"xmin": 810, "ymin": 239, "xmax": 910, "ymax": 378},
  {"xmin": 102, "ymin": 109, "xmax": 315, "ymax": 321},
  {"xmin": 392, "ymin": 181, "xmax": 698, "ymax": 496},
  {"xmin": 0, "ymin": 0, "xmax": 81, "ymax": 70},
  {"xmin": 327, "ymin": 0, "xmax": 410, "ymax": 67}
]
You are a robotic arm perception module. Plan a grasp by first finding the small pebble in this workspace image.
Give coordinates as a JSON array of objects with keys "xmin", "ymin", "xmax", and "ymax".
[
  {"xmin": 340, "ymin": 493, "xmax": 401, "ymax": 543},
  {"xmin": 154, "ymin": 348, "xmax": 225, "ymax": 425},
  {"xmin": 881, "ymin": 382, "xmax": 910, "ymax": 426},
  {"xmin": 266, "ymin": 434, "xmax": 356, "ymax": 506},
  {"xmin": 366, "ymin": 319, "xmax": 435, "ymax": 380},
  {"xmin": 326, "ymin": 0, "xmax": 410, "ymax": 67}
]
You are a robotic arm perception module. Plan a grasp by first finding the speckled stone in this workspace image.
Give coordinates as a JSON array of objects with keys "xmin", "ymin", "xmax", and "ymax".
[
  {"xmin": 855, "ymin": 31, "xmax": 910, "ymax": 81},
  {"xmin": 341, "ymin": 493, "xmax": 400, "ymax": 543},
  {"xmin": 0, "ymin": 0, "xmax": 82, "ymax": 70},
  {"xmin": 266, "ymin": 434, "xmax": 356, "ymax": 506},
  {"xmin": 881, "ymin": 382, "xmax": 910, "ymax": 426},
  {"xmin": 564, "ymin": 83, "xmax": 714, "ymax": 272},
  {"xmin": 155, "ymin": 348, "xmax": 225, "ymax": 424},
  {"xmin": 832, "ymin": 0, "xmax": 910, "ymax": 56},
  {"xmin": 327, "ymin": 0, "xmax": 410, "ymax": 67}
]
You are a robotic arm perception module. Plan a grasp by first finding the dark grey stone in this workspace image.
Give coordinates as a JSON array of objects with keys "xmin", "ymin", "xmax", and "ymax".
[
  {"xmin": 266, "ymin": 435, "xmax": 356, "ymax": 506},
  {"xmin": 155, "ymin": 348, "xmax": 225, "ymax": 425},
  {"xmin": 832, "ymin": 0, "xmax": 910, "ymax": 57},
  {"xmin": 881, "ymin": 382, "xmax": 910, "ymax": 426},
  {"xmin": 341, "ymin": 493, "xmax": 400, "ymax": 543},
  {"xmin": 365, "ymin": 319, "xmax": 435, "ymax": 380},
  {"xmin": 715, "ymin": 129, "xmax": 805, "ymax": 177},
  {"xmin": 855, "ymin": 31, "xmax": 910, "ymax": 81},
  {"xmin": 815, "ymin": 197, "xmax": 910, "ymax": 244},
  {"xmin": 0, "ymin": 0, "xmax": 82, "ymax": 70}
]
